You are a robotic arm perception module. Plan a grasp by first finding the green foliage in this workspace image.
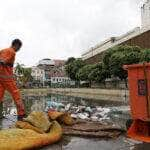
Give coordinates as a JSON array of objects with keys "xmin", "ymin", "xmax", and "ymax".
[
  {"xmin": 140, "ymin": 49, "xmax": 150, "ymax": 62},
  {"xmin": 15, "ymin": 63, "xmax": 33, "ymax": 87},
  {"xmin": 15, "ymin": 63, "xmax": 25, "ymax": 75},
  {"xmin": 77, "ymin": 64, "xmax": 95, "ymax": 81},
  {"xmin": 65, "ymin": 46, "xmax": 148, "ymax": 84},
  {"xmin": 65, "ymin": 57, "xmax": 76, "ymax": 65},
  {"xmin": 21, "ymin": 68, "xmax": 33, "ymax": 85},
  {"xmin": 103, "ymin": 45, "xmax": 141, "ymax": 80},
  {"xmin": 65, "ymin": 58, "xmax": 85, "ymax": 80},
  {"xmin": 88, "ymin": 63, "xmax": 108, "ymax": 83}
]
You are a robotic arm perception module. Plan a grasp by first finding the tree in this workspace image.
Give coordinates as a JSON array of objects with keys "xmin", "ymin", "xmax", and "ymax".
[
  {"xmin": 65, "ymin": 57, "xmax": 76, "ymax": 65},
  {"xmin": 15, "ymin": 63, "xmax": 33, "ymax": 87},
  {"xmin": 102, "ymin": 46, "xmax": 119, "ymax": 78},
  {"xmin": 65, "ymin": 58, "xmax": 85, "ymax": 81},
  {"xmin": 88, "ymin": 63, "xmax": 108, "ymax": 83},
  {"xmin": 15, "ymin": 63, "xmax": 25, "ymax": 75},
  {"xmin": 103, "ymin": 45, "xmax": 141, "ymax": 86},
  {"xmin": 20, "ymin": 68, "xmax": 33, "ymax": 87},
  {"xmin": 140, "ymin": 49, "xmax": 150, "ymax": 62},
  {"xmin": 76, "ymin": 64, "xmax": 95, "ymax": 81}
]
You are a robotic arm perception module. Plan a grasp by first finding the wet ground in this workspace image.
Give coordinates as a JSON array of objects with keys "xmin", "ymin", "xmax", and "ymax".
[{"xmin": 0, "ymin": 93, "xmax": 150, "ymax": 150}]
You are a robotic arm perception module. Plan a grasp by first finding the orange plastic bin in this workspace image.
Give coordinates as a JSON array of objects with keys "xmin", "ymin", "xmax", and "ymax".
[{"xmin": 124, "ymin": 63, "xmax": 150, "ymax": 142}]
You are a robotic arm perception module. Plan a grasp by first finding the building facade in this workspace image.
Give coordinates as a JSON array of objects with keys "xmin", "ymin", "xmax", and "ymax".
[
  {"xmin": 37, "ymin": 58, "xmax": 55, "ymax": 84},
  {"xmin": 31, "ymin": 58, "xmax": 74, "ymax": 87},
  {"xmin": 141, "ymin": 0, "xmax": 150, "ymax": 29},
  {"xmin": 31, "ymin": 66, "xmax": 45, "ymax": 86},
  {"xmin": 31, "ymin": 66, "xmax": 45, "ymax": 81},
  {"xmin": 82, "ymin": 0, "xmax": 150, "ymax": 64}
]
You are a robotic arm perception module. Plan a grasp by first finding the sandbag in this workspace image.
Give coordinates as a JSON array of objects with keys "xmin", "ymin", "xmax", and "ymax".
[
  {"xmin": 58, "ymin": 113, "xmax": 74, "ymax": 125},
  {"xmin": 0, "ymin": 121, "xmax": 62, "ymax": 150},
  {"xmin": 48, "ymin": 110, "xmax": 74, "ymax": 125},
  {"xmin": 23, "ymin": 111, "xmax": 51, "ymax": 132},
  {"xmin": 15, "ymin": 121, "xmax": 44, "ymax": 134},
  {"xmin": 48, "ymin": 111, "xmax": 64, "ymax": 120}
]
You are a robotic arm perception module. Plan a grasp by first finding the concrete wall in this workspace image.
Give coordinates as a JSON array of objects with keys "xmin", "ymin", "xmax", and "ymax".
[
  {"xmin": 84, "ymin": 29, "xmax": 150, "ymax": 64},
  {"xmin": 82, "ymin": 27, "xmax": 140, "ymax": 61},
  {"xmin": 49, "ymin": 88, "xmax": 129, "ymax": 103}
]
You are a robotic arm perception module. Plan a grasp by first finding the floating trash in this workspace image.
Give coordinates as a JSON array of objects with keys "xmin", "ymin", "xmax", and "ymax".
[
  {"xmin": 77, "ymin": 113, "xmax": 89, "ymax": 120},
  {"xmin": 85, "ymin": 107, "xmax": 92, "ymax": 113},
  {"xmin": 65, "ymin": 103, "xmax": 72, "ymax": 111},
  {"xmin": 91, "ymin": 116, "xmax": 99, "ymax": 122},
  {"xmin": 46, "ymin": 101, "xmax": 64, "ymax": 111},
  {"xmin": 9, "ymin": 107, "xmax": 17, "ymax": 116},
  {"xmin": 44, "ymin": 101, "xmax": 130, "ymax": 127}
]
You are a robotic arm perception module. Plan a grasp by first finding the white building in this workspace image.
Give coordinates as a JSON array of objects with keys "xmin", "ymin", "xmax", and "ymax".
[
  {"xmin": 141, "ymin": 0, "xmax": 150, "ymax": 29},
  {"xmin": 31, "ymin": 58, "xmax": 74, "ymax": 87},
  {"xmin": 48, "ymin": 67, "xmax": 74, "ymax": 86},
  {"xmin": 50, "ymin": 77, "xmax": 71, "ymax": 84},
  {"xmin": 31, "ymin": 66, "xmax": 45, "ymax": 82},
  {"xmin": 38, "ymin": 58, "xmax": 55, "ymax": 67}
]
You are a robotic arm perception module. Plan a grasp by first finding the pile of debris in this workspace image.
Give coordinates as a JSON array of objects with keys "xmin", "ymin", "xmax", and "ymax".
[
  {"xmin": 45, "ymin": 101, "xmax": 130, "ymax": 122},
  {"xmin": 47, "ymin": 110, "xmax": 123, "ymax": 138},
  {"xmin": 0, "ymin": 111, "xmax": 124, "ymax": 150},
  {"xmin": 63, "ymin": 120, "xmax": 123, "ymax": 138}
]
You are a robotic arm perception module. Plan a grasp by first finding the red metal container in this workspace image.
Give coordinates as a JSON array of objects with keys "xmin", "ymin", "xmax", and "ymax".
[
  {"xmin": 124, "ymin": 63, "xmax": 150, "ymax": 142},
  {"xmin": 124, "ymin": 63, "xmax": 150, "ymax": 121}
]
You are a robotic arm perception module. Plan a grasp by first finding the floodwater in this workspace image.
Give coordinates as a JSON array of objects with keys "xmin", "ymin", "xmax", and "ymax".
[{"xmin": 0, "ymin": 93, "xmax": 150, "ymax": 150}]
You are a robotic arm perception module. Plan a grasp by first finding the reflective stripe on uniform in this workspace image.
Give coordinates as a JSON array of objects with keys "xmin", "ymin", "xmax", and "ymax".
[{"xmin": 0, "ymin": 75, "xmax": 14, "ymax": 79}]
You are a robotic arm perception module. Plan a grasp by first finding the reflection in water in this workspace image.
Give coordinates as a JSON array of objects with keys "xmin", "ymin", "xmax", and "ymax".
[
  {"xmin": 0, "ymin": 93, "xmax": 128, "ymax": 129},
  {"xmin": 0, "ymin": 94, "xmax": 149, "ymax": 150},
  {"xmin": 30, "ymin": 99, "xmax": 46, "ymax": 112},
  {"xmin": 63, "ymin": 136, "xmax": 131, "ymax": 150},
  {"xmin": 131, "ymin": 143, "xmax": 150, "ymax": 150},
  {"xmin": 40, "ymin": 136, "xmax": 71, "ymax": 150},
  {"xmin": 47, "ymin": 94, "xmax": 126, "ymax": 107}
]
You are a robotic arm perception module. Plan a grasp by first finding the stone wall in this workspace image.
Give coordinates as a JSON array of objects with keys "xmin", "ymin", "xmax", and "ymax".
[{"xmin": 49, "ymin": 88, "xmax": 129, "ymax": 103}]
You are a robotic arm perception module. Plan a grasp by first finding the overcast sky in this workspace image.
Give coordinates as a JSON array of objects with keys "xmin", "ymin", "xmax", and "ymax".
[{"xmin": 0, "ymin": 0, "xmax": 144, "ymax": 66}]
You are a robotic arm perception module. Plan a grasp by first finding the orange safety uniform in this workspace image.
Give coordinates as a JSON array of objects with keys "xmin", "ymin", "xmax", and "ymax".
[{"xmin": 0, "ymin": 48, "xmax": 25, "ymax": 116}]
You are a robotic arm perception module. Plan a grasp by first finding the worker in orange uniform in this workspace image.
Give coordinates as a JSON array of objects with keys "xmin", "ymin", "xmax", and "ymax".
[{"xmin": 0, "ymin": 39, "xmax": 25, "ymax": 120}]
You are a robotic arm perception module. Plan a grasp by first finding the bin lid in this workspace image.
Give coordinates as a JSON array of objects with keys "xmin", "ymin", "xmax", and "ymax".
[{"xmin": 123, "ymin": 63, "xmax": 150, "ymax": 70}]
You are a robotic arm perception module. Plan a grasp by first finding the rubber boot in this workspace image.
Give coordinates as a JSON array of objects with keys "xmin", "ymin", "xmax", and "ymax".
[{"xmin": 17, "ymin": 114, "xmax": 26, "ymax": 121}]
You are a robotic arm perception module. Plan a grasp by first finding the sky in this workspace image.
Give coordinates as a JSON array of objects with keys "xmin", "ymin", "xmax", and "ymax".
[{"xmin": 0, "ymin": 0, "xmax": 145, "ymax": 66}]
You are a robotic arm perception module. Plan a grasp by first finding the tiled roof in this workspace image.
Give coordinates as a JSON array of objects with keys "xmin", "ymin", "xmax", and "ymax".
[{"xmin": 53, "ymin": 59, "xmax": 65, "ymax": 67}]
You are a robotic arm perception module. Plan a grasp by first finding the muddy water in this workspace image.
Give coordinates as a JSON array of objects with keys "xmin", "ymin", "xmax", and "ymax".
[{"xmin": 0, "ymin": 93, "xmax": 150, "ymax": 150}]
